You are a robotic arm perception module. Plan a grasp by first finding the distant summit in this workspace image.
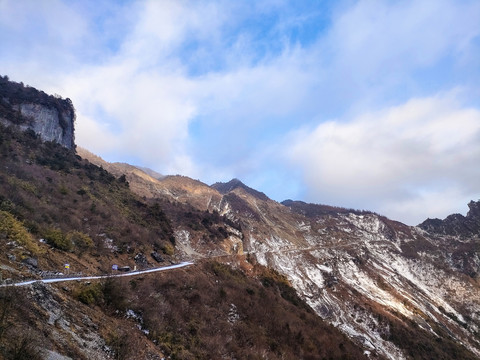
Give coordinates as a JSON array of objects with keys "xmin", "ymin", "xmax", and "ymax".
[
  {"xmin": 0, "ymin": 75, "xmax": 75, "ymax": 149},
  {"xmin": 136, "ymin": 166, "xmax": 164, "ymax": 180},
  {"xmin": 211, "ymin": 178, "xmax": 269, "ymax": 201}
]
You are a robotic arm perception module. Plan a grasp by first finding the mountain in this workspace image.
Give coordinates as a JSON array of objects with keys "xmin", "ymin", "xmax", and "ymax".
[
  {"xmin": 212, "ymin": 178, "xmax": 270, "ymax": 201},
  {"xmin": 76, "ymin": 142, "xmax": 480, "ymax": 359},
  {"xmin": 187, "ymin": 181, "xmax": 480, "ymax": 358},
  {"xmin": 0, "ymin": 122, "xmax": 366, "ymax": 360},
  {"xmin": 136, "ymin": 166, "xmax": 164, "ymax": 180},
  {"xmin": 1, "ymin": 78, "xmax": 479, "ymax": 359}
]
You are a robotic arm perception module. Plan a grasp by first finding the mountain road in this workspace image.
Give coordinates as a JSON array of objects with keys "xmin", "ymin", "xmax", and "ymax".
[{"xmin": 1, "ymin": 261, "xmax": 194, "ymax": 287}]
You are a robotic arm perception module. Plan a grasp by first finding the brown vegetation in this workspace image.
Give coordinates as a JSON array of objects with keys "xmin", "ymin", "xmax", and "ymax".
[
  {"xmin": 0, "ymin": 122, "xmax": 175, "ymax": 278},
  {"xmin": 65, "ymin": 261, "xmax": 368, "ymax": 360}
]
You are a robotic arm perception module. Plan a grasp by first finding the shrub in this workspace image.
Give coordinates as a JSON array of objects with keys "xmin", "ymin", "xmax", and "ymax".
[
  {"xmin": 107, "ymin": 330, "xmax": 136, "ymax": 360},
  {"xmin": 3, "ymin": 331, "xmax": 44, "ymax": 360},
  {"xmin": 43, "ymin": 228, "xmax": 72, "ymax": 251},
  {"xmin": 0, "ymin": 210, "xmax": 39, "ymax": 254},
  {"xmin": 102, "ymin": 278, "xmax": 129, "ymax": 312},
  {"xmin": 66, "ymin": 230, "xmax": 93, "ymax": 252},
  {"xmin": 75, "ymin": 283, "xmax": 103, "ymax": 306},
  {"xmin": 161, "ymin": 243, "xmax": 174, "ymax": 256}
]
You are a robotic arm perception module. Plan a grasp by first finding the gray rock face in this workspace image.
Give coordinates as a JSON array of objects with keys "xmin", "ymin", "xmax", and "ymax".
[
  {"xmin": 21, "ymin": 257, "xmax": 38, "ymax": 268},
  {"xmin": 17, "ymin": 103, "xmax": 75, "ymax": 149}
]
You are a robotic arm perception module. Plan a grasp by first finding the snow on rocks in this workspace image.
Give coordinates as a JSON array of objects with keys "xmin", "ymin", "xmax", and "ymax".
[{"xmin": 246, "ymin": 209, "xmax": 480, "ymax": 359}]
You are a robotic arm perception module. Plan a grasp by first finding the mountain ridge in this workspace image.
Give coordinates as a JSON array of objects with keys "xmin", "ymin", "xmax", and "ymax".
[
  {"xmin": 419, "ymin": 200, "xmax": 480, "ymax": 237},
  {"xmin": 211, "ymin": 178, "xmax": 270, "ymax": 201},
  {"xmin": 77, "ymin": 143, "xmax": 480, "ymax": 358},
  {"xmin": 0, "ymin": 114, "xmax": 372, "ymax": 360}
]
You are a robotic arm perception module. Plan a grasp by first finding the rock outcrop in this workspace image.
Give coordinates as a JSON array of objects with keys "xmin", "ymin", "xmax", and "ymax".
[
  {"xmin": 0, "ymin": 75, "xmax": 75, "ymax": 149},
  {"xmin": 419, "ymin": 200, "xmax": 480, "ymax": 237}
]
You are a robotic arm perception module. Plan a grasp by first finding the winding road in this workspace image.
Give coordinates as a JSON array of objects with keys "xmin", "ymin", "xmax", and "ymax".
[{"xmin": 1, "ymin": 261, "xmax": 194, "ymax": 287}]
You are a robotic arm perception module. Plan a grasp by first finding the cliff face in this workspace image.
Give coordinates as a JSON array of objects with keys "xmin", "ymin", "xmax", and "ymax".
[
  {"xmin": 15, "ymin": 102, "xmax": 75, "ymax": 149},
  {"xmin": 0, "ymin": 76, "xmax": 75, "ymax": 149}
]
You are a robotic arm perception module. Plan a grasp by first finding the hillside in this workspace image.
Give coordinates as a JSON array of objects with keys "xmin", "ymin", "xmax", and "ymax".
[
  {"xmin": 78, "ymin": 140, "xmax": 480, "ymax": 359},
  {"xmin": 0, "ymin": 83, "xmax": 369, "ymax": 359}
]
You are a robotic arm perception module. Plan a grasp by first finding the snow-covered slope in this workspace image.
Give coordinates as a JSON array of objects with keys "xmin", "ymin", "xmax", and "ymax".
[{"xmin": 170, "ymin": 182, "xmax": 480, "ymax": 359}]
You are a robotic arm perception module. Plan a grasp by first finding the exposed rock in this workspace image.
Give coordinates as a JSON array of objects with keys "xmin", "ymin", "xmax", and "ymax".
[
  {"xmin": 17, "ymin": 103, "xmax": 75, "ymax": 149},
  {"xmin": 151, "ymin": 251, "xmax": 164, "ymax": 263},
  {"xmin": 22, "ymin": 257, "xmax": 38, "ymax": 268},
  {"xmin": 134, "ymin": 252, "xmax": 149, "ymax": 267},
  {"xmin": 30, "ymin": 282, "xmax": 109, "ymax": 359},
  {"xmin": 44, "ymin": 350, "xmax": 73, "ymax": 360},
  {"xmin": 30, "ymin": 282, "xmax": 66, "ymax": 327},
  {"xmin": 419, "ymin": 200, "xmax": 480, "ymax": 237}
]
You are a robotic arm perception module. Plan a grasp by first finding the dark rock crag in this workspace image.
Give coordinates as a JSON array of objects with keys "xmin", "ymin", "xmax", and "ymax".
[{"xmin": 419, "ymin": 200, "xmax": 480, "ymax": 237}]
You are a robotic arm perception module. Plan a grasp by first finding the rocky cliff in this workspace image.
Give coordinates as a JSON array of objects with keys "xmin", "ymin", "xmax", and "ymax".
[
  {"xmin": 0, "ymin": 75, "xmax": 75, "ymax": 149},
  {"xmin": 419, "ymin": 200, "xmax": 480, "ymax": 237}
]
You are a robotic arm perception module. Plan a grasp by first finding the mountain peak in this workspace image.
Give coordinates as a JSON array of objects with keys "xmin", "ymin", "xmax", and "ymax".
[
  {"xmin": 211, "ymin": 178, "xmax": 269, "ymax": 201},
  {"xmin": 467, "ymin": 200, "xmax": 480, "ymax": 219}
]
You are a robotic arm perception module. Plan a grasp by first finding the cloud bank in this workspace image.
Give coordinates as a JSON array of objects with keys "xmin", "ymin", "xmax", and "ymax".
[{"xmin": 287, "ymin": 92, "xmax": 480, "ymax": 224}]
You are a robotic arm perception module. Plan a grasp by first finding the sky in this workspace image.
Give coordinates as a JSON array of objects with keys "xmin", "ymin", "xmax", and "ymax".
[{"xmin": 1, "ymin": 0, "xmax": 480, "ymax": 225}]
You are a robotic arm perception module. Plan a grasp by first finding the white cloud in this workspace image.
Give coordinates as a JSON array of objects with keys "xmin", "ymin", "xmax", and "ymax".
[
  {"xmin": 286, "ymin": 91, "xmax": 480, "ymax": 224},
  {"xmin": 330, "ymin": 0, "xmax": 480, "ymax": 71},
  {"xmin": 315, "ymin": 0, "xmax": 480, "ymax": 113},
  {"xmin": 117, "ymin": 0, "xmax": 238, "ymax": 72},
  {"xmin": 62, "ymin": 61, "xmax": 197, "ymax": 172}
]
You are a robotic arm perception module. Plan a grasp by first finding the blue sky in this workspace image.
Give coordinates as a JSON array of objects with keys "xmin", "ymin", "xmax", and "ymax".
[{"xmin": 1, "ymin": 0, "xmax": 480, "ymax": 225}]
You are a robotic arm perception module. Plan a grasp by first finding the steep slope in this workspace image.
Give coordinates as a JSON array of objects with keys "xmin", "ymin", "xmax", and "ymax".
[
  {"xmin": 0, "ymin": 260, "xmax": 368, "ymax": 360},
  {"xmin": 11, "ymin": 78, "xmax": 478, "ymax": 359},
  {"xmin": 168, "ymin": 182, "xmax": 480, "ymax": 359},
  {"xmin": 76, "ymin": 147, "xmax": 168, "ymax": 200},
  {"xmin": 0, "ymin": 128, "xmax": 368, "ymax": 359},
  {"xmin": 0, "ymin": 123, "xmax": 176, "ymax": 281}
]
